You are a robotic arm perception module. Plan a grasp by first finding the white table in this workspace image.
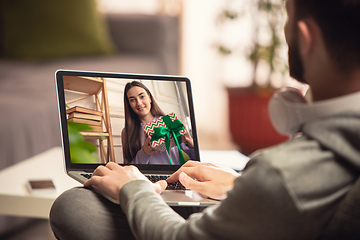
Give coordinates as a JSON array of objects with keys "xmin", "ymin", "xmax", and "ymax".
[
  {"xmin": 0, "ymin": 147, "xmax": 249, "ymax": 219},
  {"xmin": 200, "ymin": 150, "xmax": 249, "ymax": 172},
  {"xmin": 0, "ymin": 147, "xmax": 81, "ymax": 219}
]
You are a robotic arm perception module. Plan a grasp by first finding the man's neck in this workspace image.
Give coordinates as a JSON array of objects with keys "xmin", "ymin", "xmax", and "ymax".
[{"xmin": 309, "ymin": 67, "xmax": 360, "ymax": 102}]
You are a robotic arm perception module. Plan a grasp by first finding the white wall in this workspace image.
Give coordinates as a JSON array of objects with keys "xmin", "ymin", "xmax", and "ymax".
[{"xmin": 181, "ymin": 0, "xmax": 252, "ymax": 150}]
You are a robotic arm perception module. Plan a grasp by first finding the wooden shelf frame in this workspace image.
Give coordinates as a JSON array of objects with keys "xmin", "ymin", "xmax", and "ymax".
[{"xmin": 64, "ymin": 76, "xmax": 115, "ymax": 163}]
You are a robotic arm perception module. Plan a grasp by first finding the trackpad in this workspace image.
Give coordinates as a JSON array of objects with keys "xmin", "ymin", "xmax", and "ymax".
[{"xmin": 161, "ymin": 190, "xmax": 218, "ymax": 206}]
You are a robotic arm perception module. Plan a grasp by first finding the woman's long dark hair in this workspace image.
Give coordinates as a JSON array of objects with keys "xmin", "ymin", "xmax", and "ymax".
[{"xmin": 122, "ymin": 81, "xmax": 165, "ymax": 164}]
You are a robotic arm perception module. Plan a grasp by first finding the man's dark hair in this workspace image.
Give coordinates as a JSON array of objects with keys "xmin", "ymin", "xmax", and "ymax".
[{"xmin": 294, "ymin": 0, "xmax": 360, "ymax": 72}]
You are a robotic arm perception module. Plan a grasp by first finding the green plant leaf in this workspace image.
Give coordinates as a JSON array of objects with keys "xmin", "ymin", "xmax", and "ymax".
[
  {"xmin": 218, "ymin": 45, "xmax": 232, "ymax": 55},
  {"xmin": 69, "ymin": 145, "xmax": 99, "ymax": 164},
  {"xmin": 67, "ymin": 122, "xmax": 99, "ymax": 163}
]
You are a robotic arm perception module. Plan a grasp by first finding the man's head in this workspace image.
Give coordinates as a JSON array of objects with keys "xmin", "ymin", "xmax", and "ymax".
[
  {"xmin": 285, "ymin": 0, "xmax": 360, "ymax": 100},
  {"xmin": 293, "ymin": 0, "xmax": 360, "ymax": 72}
]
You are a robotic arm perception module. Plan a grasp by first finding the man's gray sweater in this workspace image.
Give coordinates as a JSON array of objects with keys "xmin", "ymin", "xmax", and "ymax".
[{"xmin": 120, "ymin": 112, "xmax": 360, "ymax": 240}]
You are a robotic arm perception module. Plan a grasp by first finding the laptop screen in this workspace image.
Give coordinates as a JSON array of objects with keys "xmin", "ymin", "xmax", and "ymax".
[{"xmin": 56, "ymin": 70, "xmax": 200, "ymax": 172}]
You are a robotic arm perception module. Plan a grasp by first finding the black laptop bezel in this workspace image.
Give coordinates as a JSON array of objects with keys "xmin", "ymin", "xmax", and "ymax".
[{"xmin": 55, "ymin": 69, "xmax": 200, "ymax": 172}]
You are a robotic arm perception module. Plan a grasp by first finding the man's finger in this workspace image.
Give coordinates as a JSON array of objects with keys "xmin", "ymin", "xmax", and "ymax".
[
  {"xmin": 178, "ymin": 172, "xmax": 206, "ymax": 194},
  {"xmin": 167, "ymin": 161, "xmax": 217, "ymax": 183},
  {"xmin": 153, "ymin": 180, "xmax": 168, "ymax": 194},
  {"xmin": 106, "ymin": 162, "xmax": 120, "ymax": 170},
  {"xmin": 166, "ymin": 166, "xmax": 195, "ymax": 183},
  {"xmin": 84, "ymin": 175, "xmax": 101, "ymax": 188},
  {"xmin": 92, "ymin": 165, "xmax": 110, "ymax": 176}
]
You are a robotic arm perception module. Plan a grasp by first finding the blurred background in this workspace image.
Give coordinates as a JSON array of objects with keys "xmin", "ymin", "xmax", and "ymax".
[
  {"xmin": 0, "ymin": 0, "xmax": 309, "ymax": 161},
  {"xmin": 96, "ymin": 0, "xmax": 307, "ymax": 152}
]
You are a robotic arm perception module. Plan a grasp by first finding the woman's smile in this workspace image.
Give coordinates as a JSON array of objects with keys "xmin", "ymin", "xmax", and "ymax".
[{"xmin": 137, "ymin": 105, "xmax": 146, "ymax": 111}]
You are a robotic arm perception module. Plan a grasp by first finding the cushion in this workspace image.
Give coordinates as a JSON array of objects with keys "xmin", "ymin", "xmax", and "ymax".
[{"xmin": 0, "ymin": 0, "xmax": 115, "ymax": 59}]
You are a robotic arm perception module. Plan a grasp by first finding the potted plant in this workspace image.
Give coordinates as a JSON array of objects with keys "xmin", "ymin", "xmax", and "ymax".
[{"xmin": 217, "ymin": 0, "xmax": 289, "ymax": 155}]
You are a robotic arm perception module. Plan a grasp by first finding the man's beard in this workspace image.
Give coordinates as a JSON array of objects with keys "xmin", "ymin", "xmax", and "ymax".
[{"xmin": 288, "ymin": 37, "xmax": 307, "ymax": 84}]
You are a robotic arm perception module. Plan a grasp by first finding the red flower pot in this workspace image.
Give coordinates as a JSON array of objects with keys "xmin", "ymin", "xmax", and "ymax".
[{"xmin": 228, "ymin": 87, "xmax": 289, "ymax": 155}]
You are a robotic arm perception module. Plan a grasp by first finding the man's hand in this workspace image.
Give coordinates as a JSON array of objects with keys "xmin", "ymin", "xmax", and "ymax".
[
  {"xmin": 167, "ymin": 161, "xmax": 240, "ymax": 200},
  {"xmin": 84, "ymin": 162, "xmax": 167, "ymax": 201}
]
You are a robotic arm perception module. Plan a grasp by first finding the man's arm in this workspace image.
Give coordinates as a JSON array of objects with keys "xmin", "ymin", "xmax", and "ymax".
[{"xmin": 119, "ymin": 159, "xmax": 314, "ymax": 240}]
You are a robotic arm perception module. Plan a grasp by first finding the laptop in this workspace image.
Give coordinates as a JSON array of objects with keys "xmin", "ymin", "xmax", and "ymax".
[{"xmin": 55, "ymin": 69, "xmax": 219, "ymax": 206}]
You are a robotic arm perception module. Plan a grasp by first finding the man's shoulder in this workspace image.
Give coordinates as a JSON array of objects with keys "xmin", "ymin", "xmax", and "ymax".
[
  {"xmin": 246, "ymin": 134, "xmax": 356, "ymax": 214},
  {"xmin": 251, "ymin": 134, "xmax": 325, "ymax": 167},
  {"xmin": 249, "ymin": 134, "xmax": 341, "ymax": 186}
]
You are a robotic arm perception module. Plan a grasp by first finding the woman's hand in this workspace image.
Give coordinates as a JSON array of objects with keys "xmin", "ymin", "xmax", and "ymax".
[
  {"xmin": 84, "ymin": 162, "xmax": 167, "ymax": 201},
  {"xmin": 167, "ymin": 161, "xmax": 240, "ymax": 200},
  {"xmin": 143, "ymin": 131, "xmax": 162, "ymax": 156},
  {"xmin": 183, "ymin": 126, "xmax": 194, "ymax": 148}
]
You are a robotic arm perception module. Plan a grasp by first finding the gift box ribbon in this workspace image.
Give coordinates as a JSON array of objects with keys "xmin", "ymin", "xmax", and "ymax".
[{"xmin": 150, "ymin": 115, "xmax": 185, "ymax": 165}]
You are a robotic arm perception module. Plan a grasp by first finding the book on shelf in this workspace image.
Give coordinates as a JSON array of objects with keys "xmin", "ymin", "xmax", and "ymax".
[
  {"xmin": 84, "ymin": 125, "xmax": 103, "ymax": 132},
  {"xmin": 67, "ymin": 106, "xmax": 105, "ymax": 133},
  {"xmin": 67, "ymin": 117, "xmax": 102, "ymax": 126},
  {"xmin": 66, "ymin": 106, "xmax": 103, "ymax": 116},
  {"xmin": 68, "ymin": 112, "xmax": 102, "ymax": 121}
]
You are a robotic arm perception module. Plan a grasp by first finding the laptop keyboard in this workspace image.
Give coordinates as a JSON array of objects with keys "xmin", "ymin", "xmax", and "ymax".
[
  {"xmin": 81, "ymin": 173, "xmax": 185, "ymax": 190},
  {"xmin": 81, "ymin": 173, "xmax": 93, "ymax": 179},
  {"xmin": 146, "ymin": 174, "xmax": 186, "ymax": 190}
]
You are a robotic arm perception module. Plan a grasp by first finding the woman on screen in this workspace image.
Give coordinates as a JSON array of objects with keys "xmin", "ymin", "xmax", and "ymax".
[{"xmin": 122, "ymin": 81, "xmax": 195, "ymax": 165}]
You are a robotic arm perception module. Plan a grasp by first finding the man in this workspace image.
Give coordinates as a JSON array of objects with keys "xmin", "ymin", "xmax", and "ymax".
[{"xmin": 50, "ymin": 0, "xmax": 360, "ymax": 239}]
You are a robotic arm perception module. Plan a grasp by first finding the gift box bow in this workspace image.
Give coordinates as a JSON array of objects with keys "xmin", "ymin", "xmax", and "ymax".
[{"xmin": 144, "ymin": 113, "xmax": 186, "ymax": 165}]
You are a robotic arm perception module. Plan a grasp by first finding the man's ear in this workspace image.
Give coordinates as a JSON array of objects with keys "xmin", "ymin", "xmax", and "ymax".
[{"xmin": 297, "ymin": 20, "xmax": 313, "ymax": 55}]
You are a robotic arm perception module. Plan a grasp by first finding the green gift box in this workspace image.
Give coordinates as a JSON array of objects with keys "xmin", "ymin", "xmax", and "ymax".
[{"xmin": 143, "ymin": 112, "xmax": 186, "ymax": 164}]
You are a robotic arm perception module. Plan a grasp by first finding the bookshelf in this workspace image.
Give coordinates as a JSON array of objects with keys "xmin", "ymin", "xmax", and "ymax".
[{"xmin": 64, "ymin": 76, "xmax": 115, "ymax": 163}]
